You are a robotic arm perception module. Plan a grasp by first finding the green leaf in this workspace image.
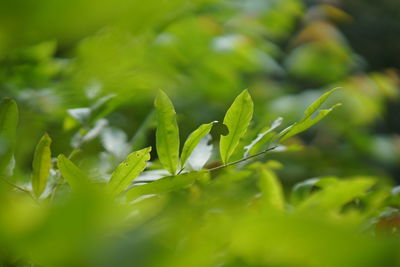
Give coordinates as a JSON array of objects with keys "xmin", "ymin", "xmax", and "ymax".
[
  {"xmin": 290, "ymin": 177, "xmax": 338, "ymax": 205},
  {"xmin": 57, "ymin": 154, "xmax": 90, "ymax": 191},
  {"xmin": 297, "ymin": 178, "xmax": 375, "ymax": 213},
  {"xmin": 256, "ymin": 163, "xmax": 285, "ymax": 211},
  {"xmin": 304, "ymin": 88, "xmax": 339, "ymax": 118},
  {"xmin": 244, "ymin": 117, "xmax": 282, "ymax": 157},
  {"xmin": 180, "ymin": 121, "xmax": 216, "ymax": 168},
  {"xmin": 108, "ymin": 147, "xmax": 152, "ymax": 195},
  {"xmin": 279, "ymin": 88, "xmax": 341, "ymax": 142},
  {"xmin": 155, "ymin": 90, "xmax": 180, "ymax": 175},
  {"xmin": 127, "ymin": 172, "xmax": 207, "ymax": 200},
  {"xmin": 280, "ymin": 104, "xmax": 341, "ymax": 142},
  {"xmin": 32, "ymin": 133, "xmax": 52, "ymax": 197},
  {"xmin": 220, "ymin": 90, "xmax": 254, "ymax": 164},
  {"xmin": 0, "ymin": 98, "xmax": 18, "ymax": 175}
]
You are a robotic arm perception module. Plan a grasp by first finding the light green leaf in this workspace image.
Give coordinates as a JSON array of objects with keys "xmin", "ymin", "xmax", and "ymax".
[
  {"xmin": 127, "ymin": 171, "xmax": 208, "ymax": 200},
  {"xmin": 297, "ymin": 178, "xmax": 375, "ymax": 213},
  {"xmin": 304, "ymin": 88, "xmax": 339, "ymax": 118},
  {"xmin": 280, "ymin": 104, "xmax": 341, "ymax": 142},
  {"xmin": 108, "ymin": 147, "xmax": 152, "ymax": 195},
  {"xmin": 290, "ymin": 177, "xmax": 339, "ymax": 205},
  {"xmin": 57, "ymin": 154, "xmax": 90, "ymax": 191},
  {"xmin": 256, "ymin": 163, "xmax": 285, "ymax": 211},
  {"xmin": 0, "ymin": 98, "xmax": 18, "ymax": 175},
  {"xmin": 244, "ymin": 117, "xmax": 282, "ymax": 157},
  {"xmin": 279, "ymin": 88, "xmax": 341, "ymax": 142},
  {"xmin": 155, "ymin": 90, "xmax": 180, "ymax": 175},
  {"xmin": 32, "ymin": 133, "xmax": 52, "ymax": 197},
  {"xmin": 181, "ymin": 121, "xmax": 217, "ymax": 168},
  {"xmin": 220, "ymin": 90, "xmax": 254, "ymax": 164}
]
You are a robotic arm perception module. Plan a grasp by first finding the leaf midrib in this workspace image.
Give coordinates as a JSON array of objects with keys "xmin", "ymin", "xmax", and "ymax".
[
  {"xmin": 161, "ymin": 115, "xmax": 176, "ymax": 174},
  {"xmin": 224, "ymin": 98, "xmax": 246, "ymax": 163},
  {"xmin": 111, "ymin": 151, "xmax": 148, "ymax": 192},
  {"xmin": 33, "ymin": 142, "xmax": 50, "ymax": 192},
  {"xmin": 181, "ymin": 124, "xmax": 211, "ymax": 165}
]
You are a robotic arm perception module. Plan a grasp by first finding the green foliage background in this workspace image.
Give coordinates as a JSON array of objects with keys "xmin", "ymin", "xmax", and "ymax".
[{"xmin": 0, "ymin": 0, "xmax": 400, "ymax": 266}]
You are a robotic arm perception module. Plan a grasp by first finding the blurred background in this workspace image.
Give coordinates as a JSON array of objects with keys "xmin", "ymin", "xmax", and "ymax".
[
  {"xmin": 1, "ymin": 0, "xmax": 400, "ymax": 266},
  {"xmin": 1, "ymin": 0, "xmax": 399, "ymax": 185}
]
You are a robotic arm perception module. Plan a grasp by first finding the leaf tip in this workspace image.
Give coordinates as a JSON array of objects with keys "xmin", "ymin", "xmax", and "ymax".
[
  {"xmin": 42, "ymin": 132, "xmax": 52, "ymax": 143},
  {"xmin": 241, "ymin": 89, "xmax": 251, "ymax": 97},
  {"xmin": 329, "ymin": 103, "xmax": 343, "ymax": 110},
  {"xmin": 57, "ymin": 154, "xmax": 66, "ymax": 162}
]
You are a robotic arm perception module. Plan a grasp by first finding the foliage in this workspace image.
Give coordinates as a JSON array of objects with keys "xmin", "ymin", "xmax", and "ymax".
[
  {"xmin": 1, "ymin": 89, "xmax": 400, "ymax": 266},
  {"xmin": 31, "ymin": 133, "xmax": 52, "ymax": 197},
  {"xmin": 0, "ymin": 0, "xmax": 400, "ymax": 266}
]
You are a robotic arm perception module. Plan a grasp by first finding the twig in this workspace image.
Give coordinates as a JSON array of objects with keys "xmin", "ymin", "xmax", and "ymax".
[
  {"xmin": 131, "ymin": 147, "xmax": 278, "ymax": 185},
  {"xmin": 177, "ymin": 168, "xmax": 184, "ymax": 175},
  {"xmin": 0, "ymin": 175, "xmax": 28, "ymax": 192},
  {"xmin": 207, "ymin": 146, "xmax": 278, "ymax": 172},
  {"xmin": 0, "ymin": 176, "xmax": 39, "ymax": 204}
]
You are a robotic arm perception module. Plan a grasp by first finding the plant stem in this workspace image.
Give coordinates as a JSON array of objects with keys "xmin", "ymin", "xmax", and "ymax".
[
  {"xmin": 0, "ymin": 176, "xmax": 39, "ymax": 204},
  {"xmin": 49, "ymin": 149, "xmax": 77, "ymax": 202},
  {"xmin": 177, "ymin": 168, "xmax": 184, "ymax": 175},
  {"xmin": 207, "ymin": 146, "xmax": 278, "ymax": 172},
  {"xmin": 131, "ymin": 146, "xmax": 278, "ymax": 184}
]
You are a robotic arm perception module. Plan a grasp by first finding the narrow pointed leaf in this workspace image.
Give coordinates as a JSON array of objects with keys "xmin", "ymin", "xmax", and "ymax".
[
  {"xmin": 155, "ymin": 90, "xmax": 180, "ymax": 175},
  {"xmin": 32, "ymin": 133, "xmax": 52, "ymax": 197},
  {"xmin": 108, "ymin": 147, "xmax": 152, "ymax": 195},
  {"xmin": 303, "ymin": 87, "xmax": 339, "ymax": 118},
  {"xmin": 244, "ymin": 117, "xmax": 283, "ymax": 157},
  {"xmin": 280, "ymin": 104, "xmax": 341, "ymax": 142},
  {"xmin": 297, "ymin": 178, "xmax": 375, "ymax": 213},
  {"xmin": 291, "ymin": 177, "xmax": 339, "ymax": 205},
  {"xmin": 57, "ymin": 154, "xmax": 90, "ymax": 191},
  {"xmin": 220, "ymin": 90, "xmax": 253, "ymax": 164},
  {"xmin": 0, "ymin": 98, "xmax": 18, "ymax": 175},
  {"xmin": 279, "ymin": 88, "xmax": 341, "ymax": 142},
  {"xmin": 181, "ymin": 121, "xmax": 216, "ymax": 167},
  {"xmin": 255, "ymin": 163, "xmax": 285, "ymax": 211}
]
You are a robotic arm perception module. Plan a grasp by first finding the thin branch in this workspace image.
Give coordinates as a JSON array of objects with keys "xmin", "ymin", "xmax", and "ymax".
[
  {"xmin": 177, "ymin": 168, "xmax": 184, "ymax": 175},
  {"xmin": 0, "ymin": 176, "xmax": 39, "ymax": 204},
  {"xmin": 207, "ymin": 146, "xmax": 278, "ymax": 172},
  {"xmin": 0, "ymin": 175, "xmax": 29, "ymax": 192},
  {"xmin": 130, "ymin": 146, "xmax": 278, "ymax": 185}
]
